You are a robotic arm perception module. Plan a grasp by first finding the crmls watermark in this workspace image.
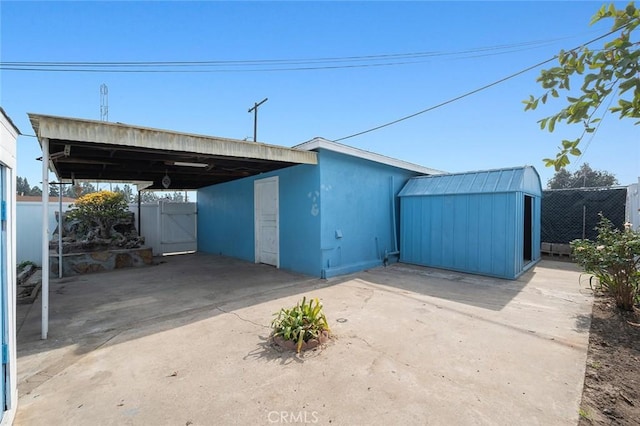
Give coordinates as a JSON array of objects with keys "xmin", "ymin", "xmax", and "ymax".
[{"xmin": 267, "ymin": 411, "xmax": 319, "ymax": 424}]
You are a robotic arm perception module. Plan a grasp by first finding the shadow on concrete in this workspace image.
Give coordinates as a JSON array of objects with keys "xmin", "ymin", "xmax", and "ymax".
[
  {"xmin": 345, "ymin": 262, "xmax": 536, "ymax": 312},
  {"xmin": 18, "ymin": 254, "xmax": 543, "ymax": 361},
  {"xmin": 573, "ymin": 313, "xmax": 592, "ymax": 333},
  {"xmin": 17, "ymin": 253, "xmax": 334, "ymax": 361},
  {"xmin": 16, "ymin": 253, "xmax": 575, "ymax": 399}
]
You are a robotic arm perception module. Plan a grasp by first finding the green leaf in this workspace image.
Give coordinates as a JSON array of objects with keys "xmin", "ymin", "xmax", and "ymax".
[
  {"xmin": 626, "ymin": 3, "xmax": 636, "ymax": 15},
  {"xmin": 539, "ymin": 117, "xmax": 548, "ymax": 130},
  {"xmin": 570, "ymin": 148, "xmax": 582, "ymax": 156},
  {"xmin": 618, "ymin": 78, "xmax": 639, "ymax": 94}
]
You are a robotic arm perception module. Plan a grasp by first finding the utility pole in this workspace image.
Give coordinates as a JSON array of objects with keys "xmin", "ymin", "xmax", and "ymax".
[
  {"xmin": 100, "ymin": 84, "xmax": 109, "ymax": 121},
  {"xmin": 248, "ymin": 98, "xmax": 268, "ymax": 142}
]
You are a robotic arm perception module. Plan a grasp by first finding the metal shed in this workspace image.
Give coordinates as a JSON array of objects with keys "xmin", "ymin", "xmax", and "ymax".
[{"xmin": 399, "ymin": 166, "xmax": 542, "ymax": 279}]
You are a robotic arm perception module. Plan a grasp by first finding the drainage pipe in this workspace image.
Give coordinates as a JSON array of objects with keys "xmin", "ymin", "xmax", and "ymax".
[{"xmin": 384, "ymin": 176, "xmax": 400, "ymax": 265}]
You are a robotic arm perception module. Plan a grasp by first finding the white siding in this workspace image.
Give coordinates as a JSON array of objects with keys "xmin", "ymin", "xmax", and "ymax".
[{"xmin": 1, "ymin": 109, "xmax": 19, "ymax": 425}]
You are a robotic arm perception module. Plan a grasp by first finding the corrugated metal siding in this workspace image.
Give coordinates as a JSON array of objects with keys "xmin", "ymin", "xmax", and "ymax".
[
  {"xmin": 401, "ymin": 193, "xmax": 520, "ymax": 278},
  {"xmin": 399, "ymin": 166, "xmax": 542, "ymax": 280},
  {"xmin": 399, "ymin": 166, "xmax": 541, "ymax": 197}
]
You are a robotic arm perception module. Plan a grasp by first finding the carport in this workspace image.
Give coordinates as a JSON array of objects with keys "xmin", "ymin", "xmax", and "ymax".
[{"xmin": 28, "ymin": 113, "xmax": 317, "ymax": 339}]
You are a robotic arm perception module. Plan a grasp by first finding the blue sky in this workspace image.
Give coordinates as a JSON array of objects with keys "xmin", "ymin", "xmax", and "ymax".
[{"xmin": 1, "ymin": 1, "xmax": 638, "ymax": 189}]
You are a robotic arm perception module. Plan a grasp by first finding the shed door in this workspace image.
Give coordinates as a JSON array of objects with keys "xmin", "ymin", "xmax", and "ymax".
[
  {"xmin": 523, "ymin": 195, "xmax": 533, "ymax": 262},
  {"xmin": 254, "ymin": 177, "xmax": 279, "ymax": 267}
]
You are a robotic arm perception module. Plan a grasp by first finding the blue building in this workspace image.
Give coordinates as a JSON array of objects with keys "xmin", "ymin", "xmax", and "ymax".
[
  {"xmin": 197, "ymin": 138, "xmax": 443, "ymax": 278},
  {"xmin": 398, "ymin": 166, "xmax": 542, "ymax": 279}
]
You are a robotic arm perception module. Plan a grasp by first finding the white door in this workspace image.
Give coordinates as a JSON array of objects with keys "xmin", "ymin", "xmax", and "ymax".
[{"xmin": 254, "ymin": 177, "xmax": 279, "ymax": 267}]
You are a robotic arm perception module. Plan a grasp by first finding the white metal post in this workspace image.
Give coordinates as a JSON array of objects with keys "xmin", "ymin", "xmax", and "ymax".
[
  {"xmin": 58, "ymin": 186, "xmax": 62, "ymax": 278},
  {"xmin": 41, "ymin": 137, "xmax": 49, "ymax": 339}
]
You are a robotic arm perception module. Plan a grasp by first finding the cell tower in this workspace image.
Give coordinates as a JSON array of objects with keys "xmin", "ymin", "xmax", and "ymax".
[{"xmin": 100, "ymin": 83, "xmax": 109, "ymax": 121}]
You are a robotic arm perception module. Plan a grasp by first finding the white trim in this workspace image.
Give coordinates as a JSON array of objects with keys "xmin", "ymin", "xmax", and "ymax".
[{"xmin": 293, "ymin": 137, "xmax": 445, "ymax": 175}]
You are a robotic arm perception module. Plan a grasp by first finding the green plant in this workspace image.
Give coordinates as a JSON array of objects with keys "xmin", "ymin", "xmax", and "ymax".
[
  {"xmin": 579, "ymin": 407, "xmax": 592, "ymax": 421},
  {"xmin": 271, "ymin": 297, "xmax": 330, "ymax": 353},
  {"xmin": 67, "ymin": 190, "xmax": 129, "ymax": 239},
  {"xmin": 17, "ymin": 260, "xmax": 36, "ymax": 271},
  {"xmin": 571, "ymin": 214, "xmax": 640, "ymax": 310}
]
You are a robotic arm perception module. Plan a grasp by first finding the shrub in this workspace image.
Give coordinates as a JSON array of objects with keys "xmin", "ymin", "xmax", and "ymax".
[
  {"xmin": 271, "ymin": 297, "xmax": 330, "ymax": 353},
  {"xmin": 571, "ymin": 214, "xmax": 640, "ymax": 310},
  {"xmin": 67, "ymin": 190, "xmax": 129, "ymax": 239}
]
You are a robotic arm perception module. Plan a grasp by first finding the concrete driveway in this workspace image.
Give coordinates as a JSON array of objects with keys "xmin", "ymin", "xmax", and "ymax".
[{"xmin": 14, "ymin": 254, "xmax": 592, "ymax": 425}]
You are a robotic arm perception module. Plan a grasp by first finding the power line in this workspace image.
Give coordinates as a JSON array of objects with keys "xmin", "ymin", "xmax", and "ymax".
[
  {"xmin": 333, "ymin": 24, "xmax": 632, "ymax": 142},
  {"xmin": 0, "ymin": 36, "xmax": 583, "ymax": 73},
  {"xmin": 334, "ymin": 57, "xmax": 557, "ymax": 141}
]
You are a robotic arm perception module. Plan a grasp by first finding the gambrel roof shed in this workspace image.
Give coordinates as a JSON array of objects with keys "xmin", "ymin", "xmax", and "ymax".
[{"xmin": 399, "ymin": 166, "xmax": 542, "ymax": 279}]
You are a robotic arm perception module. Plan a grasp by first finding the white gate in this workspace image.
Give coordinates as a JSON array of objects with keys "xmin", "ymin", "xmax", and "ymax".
[{"xmin": 159, "ymin": 200, "xmax": 197, "ymax": 254}]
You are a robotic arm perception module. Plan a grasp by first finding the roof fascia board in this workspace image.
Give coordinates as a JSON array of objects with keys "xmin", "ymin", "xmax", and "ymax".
[
  {"xmin": 29, "ymin": 113, "xmax": 317, "ymax": 165},
  {"xmin": 1, "ymin": 107, "xmax": 20, "ymax": 138},
  {"xmin": 294, "ymin": 137, "xmax": 445, "ymax": 175}
]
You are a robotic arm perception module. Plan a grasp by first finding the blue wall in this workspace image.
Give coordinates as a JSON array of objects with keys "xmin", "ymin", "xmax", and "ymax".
[
  {"xmin": 317, "ymin": 149, "xmax": 419, "ymax": 278},
  {"xmin": 198, "ymin": 148, "xmax": 422, "ymax": 278},
  {"xmin": 399, "ymin": 166, "xmax": 542, "ymax": 280},
  {"xmin": 401, "ymin": 193, "xmax": 520, "ymax": 278},
  {"xmin": 198, "ymin": 163, "xmax": 322, "ymax": 276}
]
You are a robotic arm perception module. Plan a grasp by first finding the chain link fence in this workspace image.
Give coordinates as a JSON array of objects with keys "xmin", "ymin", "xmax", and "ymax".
[{"xmin": 541, "ymin": 187, "xmax": 628, "ymax": 255}]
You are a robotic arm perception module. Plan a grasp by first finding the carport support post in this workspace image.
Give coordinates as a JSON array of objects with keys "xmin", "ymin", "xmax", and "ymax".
[
  {"xmin": 58, "ymin": 184, "xmax": 63, "ymax": 278},
  {"xmin": 41, "ymin": 137, "xmax": 50, "ymax": 339}
]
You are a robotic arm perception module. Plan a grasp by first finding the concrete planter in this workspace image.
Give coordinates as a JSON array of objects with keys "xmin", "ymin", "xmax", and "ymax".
[
  {"xmin": 272, "ymin": 330, "xmax": 330, "ymax": 352},
  {"xmin": 49, "ymin": 247, "xmax": 153, "ymax": 276}
]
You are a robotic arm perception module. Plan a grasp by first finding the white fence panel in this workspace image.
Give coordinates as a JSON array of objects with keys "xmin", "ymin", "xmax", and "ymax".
[
  {"xmin": 16, "ymin": 201, "xmax": 73, "ymax": 265},
  {"xmin": 137, "ymin": 202, "xmax": 160, "ymax": 255},
  {"xmin": 17, "ymin": 200, "xmax": 197, "ymax": 264}
]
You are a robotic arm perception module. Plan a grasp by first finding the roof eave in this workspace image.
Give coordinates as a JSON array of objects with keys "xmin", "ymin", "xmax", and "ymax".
[{"xmin": 293, "ymin": 137, "xmax": 445, "ymax": 175}]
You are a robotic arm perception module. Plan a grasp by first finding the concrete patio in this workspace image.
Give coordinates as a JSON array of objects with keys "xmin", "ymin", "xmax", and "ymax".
[{"xmin": 14, "ymin": 254, "xmax": 592, "ymax": 425}]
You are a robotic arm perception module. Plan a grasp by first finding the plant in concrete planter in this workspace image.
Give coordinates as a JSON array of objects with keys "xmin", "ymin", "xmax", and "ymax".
[
  {"xmin": 67, "ymin": 190, "xmax": 129, "ymax": 240},
  {"xmin": 271, "ymin": 297, "xmax": 330, "ymax": 353}
]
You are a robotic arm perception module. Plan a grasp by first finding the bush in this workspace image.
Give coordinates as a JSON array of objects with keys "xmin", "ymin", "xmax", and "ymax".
[
  {"xmin": 571, "ymin": 214, "xmax": 640, "ymax": 310},
  {"xmin": 67, "ymin": 191, "xmax": 129, "ymax": 239},
  {"xmin": 271, "ymin": 297, "xmax": 330, "ymax": 353}
]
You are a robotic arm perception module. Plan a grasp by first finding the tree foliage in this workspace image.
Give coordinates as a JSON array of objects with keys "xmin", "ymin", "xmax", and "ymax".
[
  {"xmin": 16, "ymin": 177, "xmax": 42, "ymax": 196},
  {"xmin": 524, "ymin": 2, "xmax": 639, "ymax": 170},
  {"xmin": 113, "ymin": 184, "xmax": 135, "ymax": 203},
  {"xmin": 67, "ymin": 191, "xmax": 129, "ymax": 239},
  {"xmin": 49, "ymin": 184, "xmax": 78, "ymax": 198},
  {"xmin": 547, "ymin": 163, "xmax": 619, "ymax": 188}
]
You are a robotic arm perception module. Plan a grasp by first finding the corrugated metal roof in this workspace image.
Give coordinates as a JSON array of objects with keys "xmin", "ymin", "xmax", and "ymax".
[{"xmin": 399, "ymin": 166, "xmax": 541, "ymax": 197}]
